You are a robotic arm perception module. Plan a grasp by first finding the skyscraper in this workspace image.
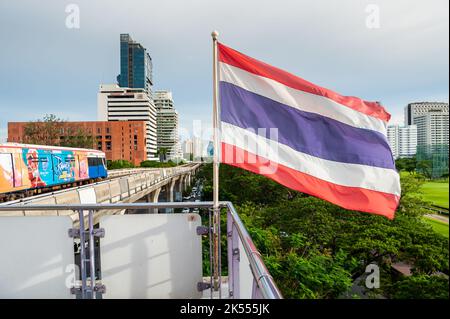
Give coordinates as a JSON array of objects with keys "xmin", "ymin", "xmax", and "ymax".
[
  {"xmin": 117, "ymin": 34, "xmax": 153, "ymax": 97},
  {"xmin": 154, "ymin": 90, "xmax": 182, "ymax": 161}
]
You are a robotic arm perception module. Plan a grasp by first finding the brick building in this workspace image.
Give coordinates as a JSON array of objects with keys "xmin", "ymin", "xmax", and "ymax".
[{"xmin": 7, "ymin": 121, "xmax": 147, "ymax": 166}]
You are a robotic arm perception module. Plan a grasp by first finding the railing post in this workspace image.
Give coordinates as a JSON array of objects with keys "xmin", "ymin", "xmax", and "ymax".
[
  {"xmin": 78, "ymin": 209, "xmax": 87, "ymax": 299},
  {"xmin": 88, "ymin": 209, "xmax": 96, "ymax": 299},
  {"xmin": 227, "ymin": 209, "xmax": 240, "ymax": 299},
  {"xmin": 252, "ymin": 278, "xmax": 263, "ymax": 299}
]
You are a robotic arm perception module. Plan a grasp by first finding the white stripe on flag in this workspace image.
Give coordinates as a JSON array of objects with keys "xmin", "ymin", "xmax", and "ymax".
[
  {"xmin": 221, "ymin": 122, "xmax": 400, "ymax": 196},
  {"xmin": 219, "ymin": 62, "xmax": 387, "ymax": 135}
]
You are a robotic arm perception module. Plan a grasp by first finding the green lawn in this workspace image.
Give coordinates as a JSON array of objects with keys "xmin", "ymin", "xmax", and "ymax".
[
  {"xmin": 421, "ymin": 182, "xmax": 449, "ymax": 209},
  {"xmin": 423, "ymin": 217, "xmax": 449, "ymax": 238}
]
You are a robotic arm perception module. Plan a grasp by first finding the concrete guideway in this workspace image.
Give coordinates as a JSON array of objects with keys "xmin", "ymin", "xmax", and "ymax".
[{"xmin": 0, "ymin": 164, "xmax": 201, "ymax": 225}]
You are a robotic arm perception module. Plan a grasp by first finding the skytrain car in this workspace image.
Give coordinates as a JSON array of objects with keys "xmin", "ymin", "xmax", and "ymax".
[{"xmin": 0, "ymin": 143, "xmax": 107, "ymax": 201}]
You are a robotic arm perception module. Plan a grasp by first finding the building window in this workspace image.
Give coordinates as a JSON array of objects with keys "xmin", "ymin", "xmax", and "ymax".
[
  {"xmin": 106, "ymin": 127, "xmax": 110, "ymax": 134},
  {"xmin": 97, "ymin": 127, "xmax": 102, "ymax": 134},
  {"xmin": 106, "ymin": 141, "xmax": 112, "ymax": 151},
  {"xmin": 97, "ymin": 142, "xmax": 102, "ymax": 150}
]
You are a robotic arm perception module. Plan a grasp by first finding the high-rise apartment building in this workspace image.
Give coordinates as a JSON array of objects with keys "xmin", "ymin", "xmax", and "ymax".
[
  {"xmin": 414, "ymin": 109, "xmax": 449, "ymax": 178},
  {"xmin": 116, "ymin": 34, "xmax": 153, "ymax": 97},
  {"xmin": 414, "ymin": 110, "xmax": 449, "ymax": 147},
  {"xmin": 97, "ymin": 84, "xmax": 157, "ymax": 160},
  {"xmin": 387, "ymin": 125, "xmax": 417, "ymax": 159},
  {"xmin": 404, "ymin": 102, "xmax": 449, "ymax": 125},
  {"xmin": 154, "ymin": 90, "xmax": 182, "ymax": 161}
]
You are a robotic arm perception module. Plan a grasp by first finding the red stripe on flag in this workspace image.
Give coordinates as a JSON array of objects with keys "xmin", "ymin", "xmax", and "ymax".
[
  {"xmin": 221, "ymin": 142, "xmax": 398, "ymax": 219},
  {"xmin": 218, "ymin": 43, "xmax": 391, "ymax": 122}
]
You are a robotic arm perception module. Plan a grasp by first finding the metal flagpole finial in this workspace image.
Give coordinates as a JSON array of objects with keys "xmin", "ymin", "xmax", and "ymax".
[{"xmin": 211, "ymin": 30, "xmax": 219, "ymax": 40}]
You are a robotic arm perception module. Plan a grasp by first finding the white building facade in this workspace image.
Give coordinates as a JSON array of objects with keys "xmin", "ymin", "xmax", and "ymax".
[
  {"xmin": 414, "ymin": 110, "xmax": 449, "ymax": 147},
  {"xmin": 387, "ymin": 125, "xmax": 417, "ymax": 159},
  {"xmin": 154, "ymin": 90, "xmax": 182, "ymax": 161},
  {"xmin": 182, "ymin": 139, "xmax": 194, "ymax": 161},
  {"xmin": 97, "ymin": 84, "xmax": 158, "ymax": 160},
  {"xmin": 404, "ymin": 102, "xmax": 449, "ymax": 125}
]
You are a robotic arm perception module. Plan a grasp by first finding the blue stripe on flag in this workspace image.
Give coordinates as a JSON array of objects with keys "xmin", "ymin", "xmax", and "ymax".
[{"xmin": 220, "ymin": 81, "xmax": 395, "ymax": 169}]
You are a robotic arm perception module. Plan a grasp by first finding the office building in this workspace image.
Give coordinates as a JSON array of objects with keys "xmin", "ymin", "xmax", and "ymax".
[
  {"xmin": 387, "ymin": 125, "xmax": 417, "ymax": 159},
  {"xmin": 404, "ymin": 102, "xmax": 449, "ymax": 125},
  {"xmin": 7, "ymin": 121, "xmax": 147, "ymax": 166},
  {"xmin": 117, "ymin": 34, "xmax": 153, "ymax": 97},
  {"xmin": 154, "ymin": 90, "xmax": 182, "ymax": 161},
  {"xmin": 97, "ymin": 84, "xmax": 158, "ymax": 160}
]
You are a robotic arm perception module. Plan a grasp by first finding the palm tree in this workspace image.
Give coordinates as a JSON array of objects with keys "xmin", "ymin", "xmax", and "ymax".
[{"xmin": 157, "ymin": 147, "xmax": 168, "ymax": 162}]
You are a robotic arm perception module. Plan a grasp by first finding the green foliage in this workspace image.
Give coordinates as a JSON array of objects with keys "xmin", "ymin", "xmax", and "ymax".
[
  {"xmin": 395, "ymin": 157, "xmax": 417, "ymax": 174},
  {"xmin": 24, "ymin": 114, "xmax": 94, "ymax": 149},
  {"xmin": 387, "ymin": 275, "xmax": 449, "ymax": 299},
  {"xmin": 107, "ymin": 160, "xmax": 135, "ymax": 169},
  {"xmin": 140, "ymin": 160, "xmax": 185, "ymax": 168},
  {"xmin": 140, "ymin": 160, "xmax": 177, "ymax": 168},
  {"xmin": 198, "ymin": 163, "xmax": 449, "ymax": 299}
]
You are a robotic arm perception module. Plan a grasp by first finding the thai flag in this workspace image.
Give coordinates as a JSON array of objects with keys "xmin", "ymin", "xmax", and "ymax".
[{"xmin": 218, "ymin": 43, "xmax": 400, "ymax": 219}]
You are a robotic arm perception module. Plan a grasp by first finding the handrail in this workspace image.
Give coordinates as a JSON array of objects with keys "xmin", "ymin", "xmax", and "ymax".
[
  {"xmin": 225, "ymin": 201, "xmax": 283, "ymax": 299},
  {"xmin": 0, "ymin": 201, "xmax": 282, "ymax": 299}
]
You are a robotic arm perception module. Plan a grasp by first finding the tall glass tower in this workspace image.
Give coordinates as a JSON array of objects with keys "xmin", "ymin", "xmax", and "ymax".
[{"xmin": 117, "ymin": 34, "xmax": 153, "ymax": 97}]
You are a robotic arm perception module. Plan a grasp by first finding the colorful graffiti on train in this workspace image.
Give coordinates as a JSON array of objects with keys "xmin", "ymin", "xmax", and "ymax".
[
  {"xmin": 0, "ymin": 146, "xmax": 92, "ymax": 194},
  {"xmin": 21, "ymin": 148, "xmax": 89, "ymax": 187}
]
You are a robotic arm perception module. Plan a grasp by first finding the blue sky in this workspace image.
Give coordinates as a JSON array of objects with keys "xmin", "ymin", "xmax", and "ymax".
[{"xmin": 0, "ymin": 0, "xmax": 448, "ymax": 142}]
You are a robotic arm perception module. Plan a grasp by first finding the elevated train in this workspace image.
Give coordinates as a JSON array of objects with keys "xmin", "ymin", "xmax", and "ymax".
[{"xmin": 0, "ymin": 143, "xmax": 107, "ymax": 202}]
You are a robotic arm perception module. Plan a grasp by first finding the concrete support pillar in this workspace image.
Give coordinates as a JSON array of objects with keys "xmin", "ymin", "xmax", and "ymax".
[
  {"xmin": 169, "ymin": 177, "xmax": 179, "ymax": 202},
  {"xmin": 150, "ymin": 188, "xmax": 161, "ymax": 214},
  {"xmin": 183, "ymin": 175, "xmax": 188, "ymax": 191},
  {"xmin": 177, "ymin": 178, "xmax": 183, "ymax": 194}
]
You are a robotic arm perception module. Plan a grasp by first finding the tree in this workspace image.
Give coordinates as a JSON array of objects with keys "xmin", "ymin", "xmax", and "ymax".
[
  {"xmin": 395, "ymin": 157, "xmax": 417, "ymax": 174},
  {"xmin": 198, "ymin": 163, "xmax": 449, "ymax": 299},
  {"xmin": 157, "ymin": 147, "xmax": 168, "ymax": 162},
  {"xmin": 387, "ymin": 275, "xmax": 449, "ymax": 299},
  {"xmin": 24, "ymin": 114, "xmax": 62, "ymax": 146},
  {"xmin": 417, "ymin": 160, "xmax": 432, "ymax": 179},
  {"xmin": 60, "ymin": 127, "xmax": 94, "ymax": 149},
  {"xmin": 23, "ymin": 114, "xmax": 94, "ymax": 149}
]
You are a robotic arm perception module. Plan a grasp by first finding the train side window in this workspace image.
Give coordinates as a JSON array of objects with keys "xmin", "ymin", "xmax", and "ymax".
[{"xmin": 88, "ymin": 158, "xmax": 96, "ymax": 167}]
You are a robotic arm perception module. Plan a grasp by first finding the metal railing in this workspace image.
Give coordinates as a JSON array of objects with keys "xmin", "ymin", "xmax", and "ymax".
[{"xmin": 0, "ymin": 201, "xmax": 282, "ymax": 299}]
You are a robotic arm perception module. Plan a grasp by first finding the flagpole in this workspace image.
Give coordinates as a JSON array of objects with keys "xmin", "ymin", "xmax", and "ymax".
[{"xmin": 211, "ymin": 30, "xmax": 220, "ymax": 292}]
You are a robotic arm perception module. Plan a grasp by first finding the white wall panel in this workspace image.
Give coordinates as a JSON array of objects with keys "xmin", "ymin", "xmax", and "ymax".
[
  {"xmin": 100, "ymin": 214, "xmax": 202, "ymax": 299},
  {"xmin": 0, "ymin": 216, "xmax": 75, "ymax": 299}
]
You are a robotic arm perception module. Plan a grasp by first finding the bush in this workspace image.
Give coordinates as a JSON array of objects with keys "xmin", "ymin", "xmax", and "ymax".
[{"xmin": 107, "ymin": 160, "xmax": 135, "ymax": 169}]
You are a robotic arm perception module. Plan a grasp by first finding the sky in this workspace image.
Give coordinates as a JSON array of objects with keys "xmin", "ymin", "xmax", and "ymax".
[{"xmin": 0, "ymin": 0, "xmax": 448, "ymax": 143}]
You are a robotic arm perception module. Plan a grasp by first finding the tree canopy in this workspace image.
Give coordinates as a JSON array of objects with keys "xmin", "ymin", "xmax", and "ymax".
[{"xmin": 197, "ymin": 163, "xmax": 449, "ymax": 299}]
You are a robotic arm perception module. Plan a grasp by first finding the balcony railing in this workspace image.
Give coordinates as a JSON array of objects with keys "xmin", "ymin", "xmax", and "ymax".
[{"xmin": 0, "ymin": 201, "xmax": 282, "ymax": 299}]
